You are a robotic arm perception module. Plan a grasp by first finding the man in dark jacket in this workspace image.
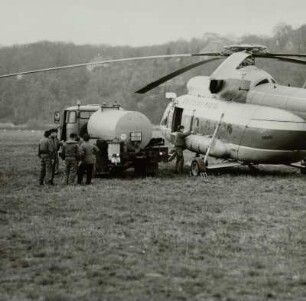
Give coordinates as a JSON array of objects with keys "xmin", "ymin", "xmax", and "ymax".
[
  {"xmin": 174, "ymin": 125, "xmax": 193, "ymax": 174},
  {"xmin": 62, "ymin": 133, "xmax": 81, "ymax": 185},
  {"xmin": 38, "ymin": 130, "xmax": 54, "ymax": 185},
  {"xmin": 77, "ymin": 134, "xmax": 99, "ymax": 185},
  {"xmin": 50, "ymin": 128, "xmax": 61, "ymax": 181}
]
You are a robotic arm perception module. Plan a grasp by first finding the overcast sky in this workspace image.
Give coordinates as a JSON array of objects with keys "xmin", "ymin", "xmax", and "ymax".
[{"xmin": 0, "ymin": 0, "xmax": 305, "ymax": 47}]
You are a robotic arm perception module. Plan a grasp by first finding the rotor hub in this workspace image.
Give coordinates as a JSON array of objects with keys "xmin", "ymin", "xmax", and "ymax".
[{"xmin": 222, "ymin": 44, "xmax": 268, "ymax": 56}]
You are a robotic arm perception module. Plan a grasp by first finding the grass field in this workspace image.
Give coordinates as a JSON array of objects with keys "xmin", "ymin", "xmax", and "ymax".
[{"xmin": 1, "ymin": 130, "xmax": 306, "ymax": 301}]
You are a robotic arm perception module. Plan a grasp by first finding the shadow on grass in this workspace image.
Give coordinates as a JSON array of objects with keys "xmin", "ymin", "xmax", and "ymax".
[
  {"xmin": 206, "ymin": 166, "xmax": 301, "ymax": 178},
  {"xmin": 95, "ymin": 163, "xmax": 302, "ymax": 181}
]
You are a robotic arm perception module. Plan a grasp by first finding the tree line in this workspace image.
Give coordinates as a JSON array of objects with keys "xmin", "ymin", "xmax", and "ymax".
[{"xmin": 0, "ymin": 23, "xmax": 305, "ymax": 126}]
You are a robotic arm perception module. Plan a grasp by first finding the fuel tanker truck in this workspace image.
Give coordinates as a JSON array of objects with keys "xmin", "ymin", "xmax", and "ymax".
[{"xmin": 54, "ymin": 102, "xmax": 168, "ymax": 175}]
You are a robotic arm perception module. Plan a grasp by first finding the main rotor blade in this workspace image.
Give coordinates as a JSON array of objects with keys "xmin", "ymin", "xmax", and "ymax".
[
  {"xmin": 135, "ymin": 57, "xmax": 221, "ymax": 94},
  {"xmin": 264, "ymin": 56, "xmax": 306, "ymax": 65},
  {"xmin": 189, "ymin": 52, "xmax": 221, "ymax": 57},
  {"xmin": 264, "ymin": 53, "xmax": 306, "ymax": 58},
  {"xmin": 0, "ymin": 53, "xmax": 221, "ymax": 79}
]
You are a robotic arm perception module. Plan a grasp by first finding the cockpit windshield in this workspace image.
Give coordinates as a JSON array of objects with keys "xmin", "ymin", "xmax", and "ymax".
[
  {"xmin": 255, "ymin": 79, "xmax": 269, "ymax": 87},
  {"xmin": 254, "ymin": 77, "xmax": 277, "ymax": 87}
]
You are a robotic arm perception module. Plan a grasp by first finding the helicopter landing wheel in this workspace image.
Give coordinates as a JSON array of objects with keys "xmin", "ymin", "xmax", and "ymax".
[
  {"xmin": 300, "ymin": 168, "xmax": 306, "ymax": 174},
  {"xmin": 190, "ymin": 158, "xmax": 207, "ymax": 177}
]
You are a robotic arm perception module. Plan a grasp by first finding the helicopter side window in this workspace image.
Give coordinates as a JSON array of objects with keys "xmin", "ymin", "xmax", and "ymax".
[
  {"xmin": 193, "ymin": 118, "xmax": 200, "ymax": 133},
  {"xmin": 67, "ymin": 111, "xmax": 77, "ymax": 124},
  {"xmin": 255, "ymin": 79, "xmax": 269, "ymax": 87}
]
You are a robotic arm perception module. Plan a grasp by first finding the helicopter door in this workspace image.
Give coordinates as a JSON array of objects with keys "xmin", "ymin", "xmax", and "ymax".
[{"xmin": 172, "ymin": 107, "xmax": 183, "ymax": 132}]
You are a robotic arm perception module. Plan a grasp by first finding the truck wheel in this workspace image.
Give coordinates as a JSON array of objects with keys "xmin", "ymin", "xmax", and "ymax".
[
  {"xmin": 135, "ymin": 166, "xmax": 145, "ymax": 177},
  {"xmin": 190, "ymin": 158, "xmax": 206, "ymax": 177},
  {"xmin": 134, "ymin": 159, "xmax": 146, "ymax": 177},
  {"xmin": 135, "ymin": 160, "xmax": 158, "ymax": 177},
  {"xmin": 146, "ymin": 162, "xmax": 158, "ymax": 177}
]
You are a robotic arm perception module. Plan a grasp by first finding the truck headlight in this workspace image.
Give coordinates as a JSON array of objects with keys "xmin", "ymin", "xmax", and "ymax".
[{"xmin": 110, "ymin": 154, "xmax": 121, "ymax": 164}]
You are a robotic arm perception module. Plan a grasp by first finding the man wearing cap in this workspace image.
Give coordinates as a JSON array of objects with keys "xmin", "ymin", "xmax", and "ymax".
[
  {"xmin": 38, "ymin": 130, "xmax": 54, "ymax": 185},
  {"xmin": 174, "ymin": 125, "xmax": 193, "ymax": 174},
  {"xmin": 62, "ymin": 133, "xmax": 81, "ymax": 185},
  {"xmin": 50, "ymin": 128, "xmax": 61, "ymax": 180},
  {"xmin": 77, "ymin": 133, "xmax": 99, "ymax": 185}
]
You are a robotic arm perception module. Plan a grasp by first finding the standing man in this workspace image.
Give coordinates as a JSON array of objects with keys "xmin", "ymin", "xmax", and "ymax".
[
  {"xmin": 50, "ymin": 128, "xmax": 61, "ymax": 181},
  {"xmin": 38, "ymin": 130, "xmax": 54, "ymax": 185},
  {"xmin": 174, "ymin": 125, "xmax": 193, "ymax": 174},
  {"xmin": 62, "ymin": 133, "xmax": 81, "ymax": 185},
  {"xmin": 77, "ymin": 134, "xmax": 99, "ymax": 185}
]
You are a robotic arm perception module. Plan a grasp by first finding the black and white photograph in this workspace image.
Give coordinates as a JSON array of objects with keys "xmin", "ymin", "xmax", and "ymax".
[{"xmin": 1, "ymin": 0, "xmax": 306, "ymax": 300}]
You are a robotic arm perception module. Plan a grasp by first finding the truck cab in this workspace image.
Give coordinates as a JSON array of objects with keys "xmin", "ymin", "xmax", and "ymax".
[{"xmin": 56, "ymin": 104, "xmax": 101, "ymax": 141}]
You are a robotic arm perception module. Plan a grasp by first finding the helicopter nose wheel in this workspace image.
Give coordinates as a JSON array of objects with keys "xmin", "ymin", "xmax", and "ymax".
[{"xmin": 190, "ymin": 158, "xmax": 207, "ymax": 177}]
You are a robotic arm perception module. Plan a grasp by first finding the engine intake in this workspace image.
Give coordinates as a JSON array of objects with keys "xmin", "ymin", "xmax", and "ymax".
[{"xmin": 209, "ymin": 79, "xmax": 224, "ymax": 94}]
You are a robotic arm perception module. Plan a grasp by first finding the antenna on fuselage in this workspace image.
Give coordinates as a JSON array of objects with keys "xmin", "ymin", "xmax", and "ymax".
[{"xmin": 302, "ymin": 81, "xmax": 306, "ymax": 89}]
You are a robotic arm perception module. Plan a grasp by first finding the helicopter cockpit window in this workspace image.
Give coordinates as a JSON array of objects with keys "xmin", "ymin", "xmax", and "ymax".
[
  {"xmin": 67, "ymin": 111, "xmax": 77, "ymax": 124},
  {"xmin": 255, "ymin": 79, "xmax": 269, "ymax": 87},
  {"xmin": 161, "ymin": 115, "xmax": 168, "ymax": 126},
  {"xmin": 161, "ymin": 111, "xmax": 170, "ymax": 126}
]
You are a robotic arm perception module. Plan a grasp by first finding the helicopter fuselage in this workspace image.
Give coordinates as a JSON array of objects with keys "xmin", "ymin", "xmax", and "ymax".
[{"xmin": 160, "ymin": 70, "xmax": 306, "ymax": 164}]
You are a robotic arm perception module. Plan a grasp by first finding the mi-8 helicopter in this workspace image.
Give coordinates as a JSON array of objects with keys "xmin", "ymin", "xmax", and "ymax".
[
  {"xmin": 135, "ymin": 45, "xmax": 306, "ymax": 175},
  {"xmin": 1, "ymin": 44, "xmax": 306, "ymax": 175}
]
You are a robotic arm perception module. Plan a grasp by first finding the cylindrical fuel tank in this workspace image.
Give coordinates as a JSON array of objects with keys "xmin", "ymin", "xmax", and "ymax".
[{"xmin": 88, "ymin": 109, "xmax": 152, "ymax": 149}]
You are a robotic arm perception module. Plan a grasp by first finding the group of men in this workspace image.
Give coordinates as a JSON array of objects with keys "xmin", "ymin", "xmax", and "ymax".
[
  {"xmin": 38, "ymin": 124, "xmax": 192, "ymax": 185},
  {"xmin": 38, "ymin": 130, "xmax": 99, "ymax": 186}
]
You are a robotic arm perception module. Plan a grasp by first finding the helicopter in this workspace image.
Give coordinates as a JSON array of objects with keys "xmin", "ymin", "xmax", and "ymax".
[
  {"xmin": 134, "ymin": 45, "xmax": 306, "ymax": 175},
  {"xmin": 1, "ymin": 44, "xmax": 306, "ymax": 175}
]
